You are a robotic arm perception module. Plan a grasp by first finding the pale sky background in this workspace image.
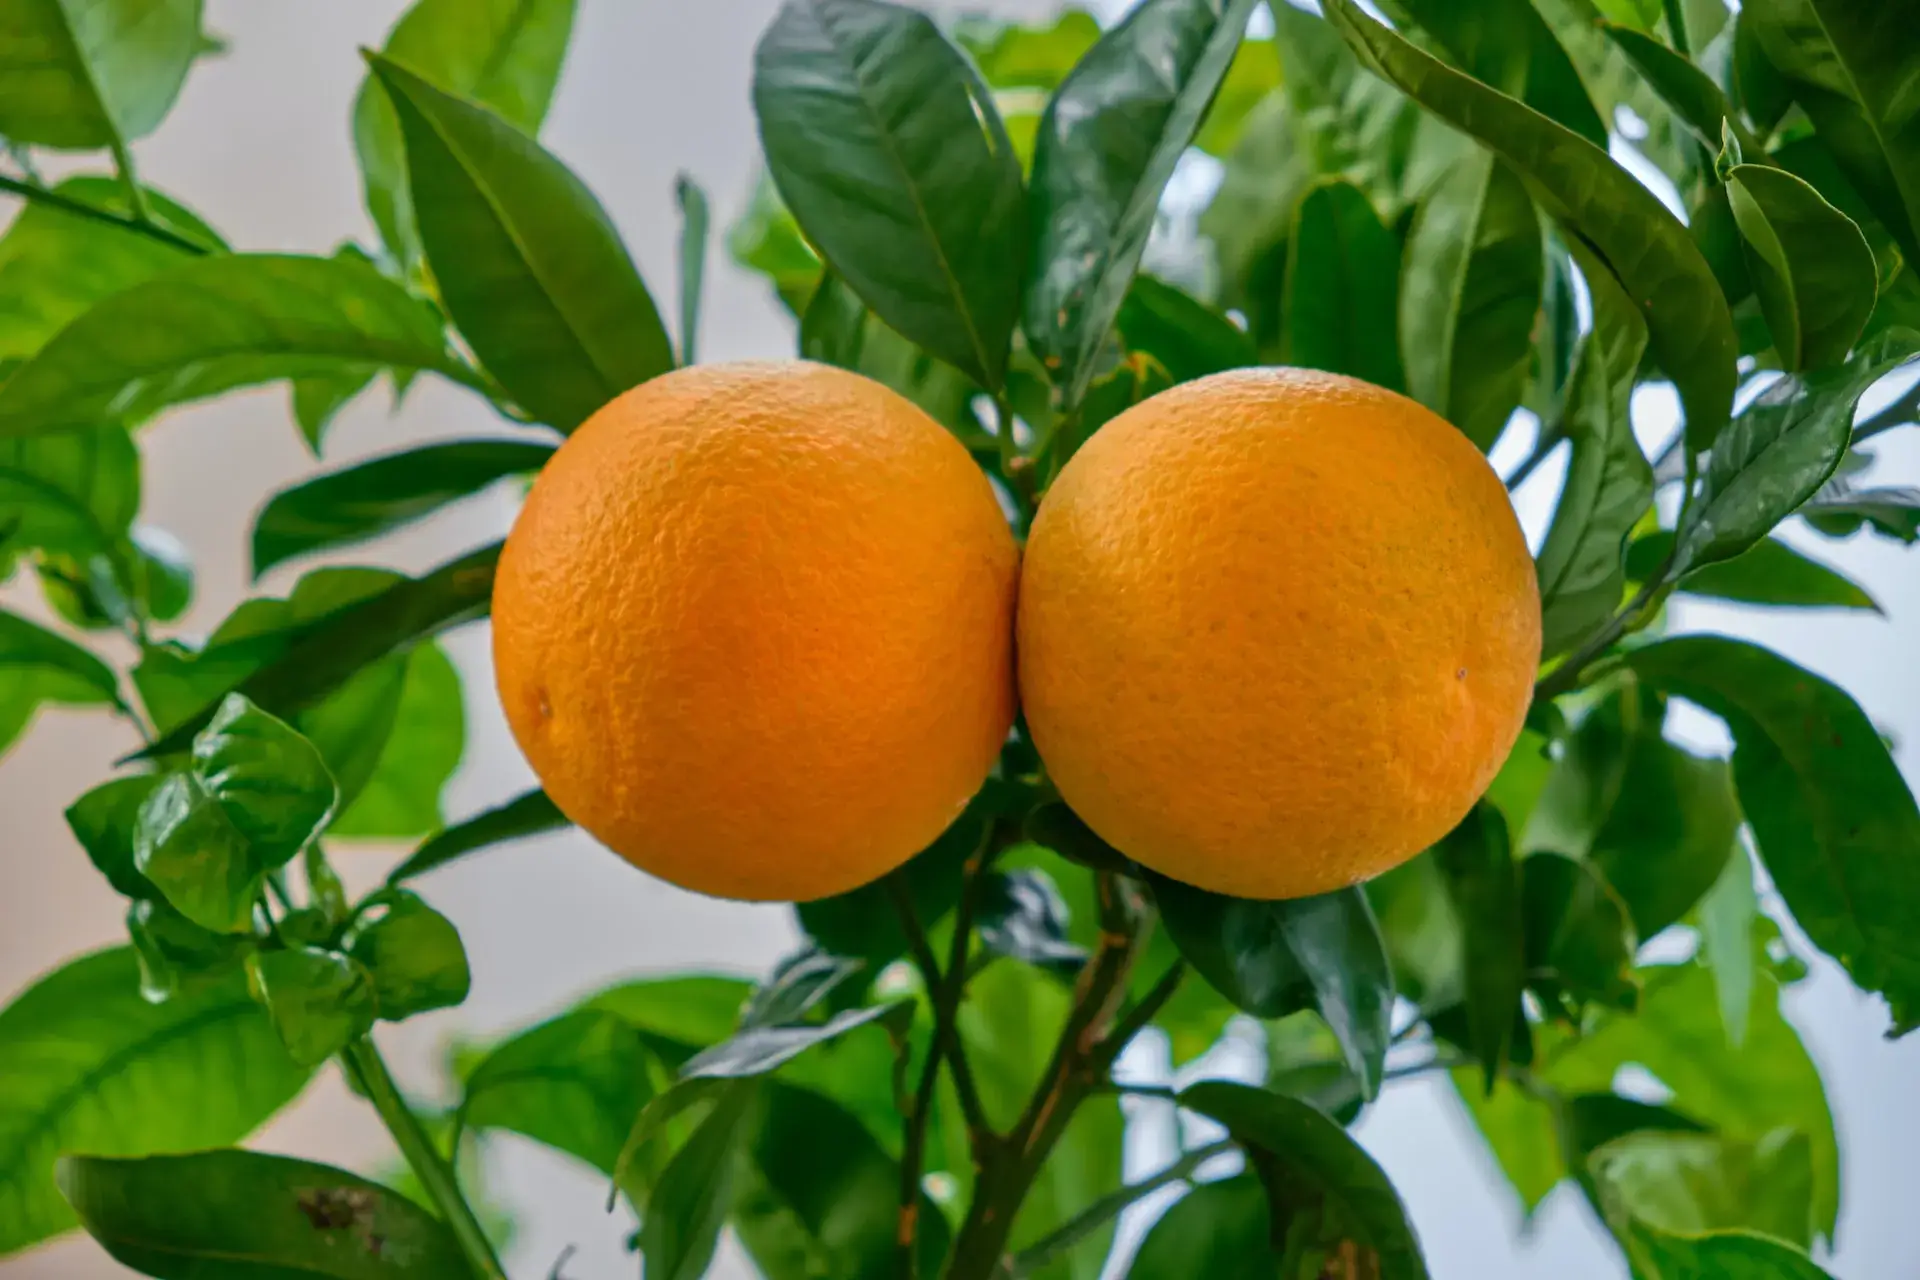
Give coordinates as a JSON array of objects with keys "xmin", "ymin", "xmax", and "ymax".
[{"xmin": 1, "ymin": 2, "xmax": 1917, "ymax": 1278}]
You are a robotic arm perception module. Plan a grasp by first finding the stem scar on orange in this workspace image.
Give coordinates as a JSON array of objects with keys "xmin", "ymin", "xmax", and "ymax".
[
  {"xmin": 1016, "ymin": 367, "xmax": 1541, "ymax": 900},
  {"xmin": 492, "ymin": 361, "xmax": 1019, "ymax": 902}
]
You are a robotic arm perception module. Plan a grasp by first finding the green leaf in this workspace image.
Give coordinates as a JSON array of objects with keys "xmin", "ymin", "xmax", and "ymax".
[
  {"xmin": 977, "ymin": 869, "xmax": 1087, "ymax": 976},
  {"xmin": 389, "ymin": 787, "xmax": 568, "ymax": 884},
  {"xmin": 345, "ymin": 890, "xmax": 470, "ymax": 1021},
  {"xmin": 290, "ymin": 362, "xmax": 378, "ymax": 456},
  {"xmin": 676, "ymin": 173, "xmax": 710, "ymax": 364},
  {"xmin": 1390, "ymin": 0, "xmax": 1607, "ymax": 146},
  {"xmin": 0, "ymin": 948, "xmax": 310, "ymax": 1256},
  {"xmin": 1535, "ymin": 247, "xmax": 1655, "ymax": 659},
  {"xmin": 1522, "ymin": 853, "xmax": 1640, "ymax": 1012},
  {"xmin": 1282, "ymin": 177, "xmax": 1405, "ymax": 391},
  {"xmin": 1673, "ymin": 328, "xmax": 1920, "ymax": 571},
  {"xmin": 132, "ymin": 772, "xmax": 257, "ymax": 934},
  {"xmin": 353, "ymin": 0, "xmax": 577, "ymax": 272},
  {"xmin": 1430, "ymin": 805, "xmax": 1523, "ymax": 1093},
  {"xmin": 1150, "ymin": 874, "xmax": 1392, "ymax": 1100},
  {"xmin": 57, "ymin": 1148, "xmax": 470, "ymax": 1279},
  {"xmin": 741, "ymin": 950, "xmax": 865, "ymax": 1030},
  {"xmin": 1398, "ymin": 153, "xmax": 1543, "ymax": 449},
  {"xmin": 1800, "ymin": 476, "xmax": 1920, "ymax": 542},
  {"xmin": 796, "ymin": 272, "xmax": 991, "ymax": 444},
  {"xmin": 0, "ymin": 607, "xmax": 119, "ymax": 754},
  {"xmin": 244, "ymin": 948, "xmax": 376, "ymax": 1067},
  {"xmin": 1799, "ymin": 0, "xmax": 1920, "ymax": 262},
  {"xmin": 752, "ymin": 0, "xmax": 1025, "ymax": 391},
  {"xmin": 679, "ymin": 1004, "xmax": 905, "ymax": 1083},
  {"xmin": 460, "ymin": 1009, "xmax": 655, "ymax": 1181},
  {"xmin": 727, "ymin": 172, "xmax": 824, "ymax": 315},
  {"xmin": 0, "ymin": 253, "xmax": 473, "ymax": 439},
  {"xmin": 327, "ymin": 641, "xmax": 464, "ymax": 839},
  {"xmin": 797, "ymin": 801, "xmax": 981, "ymax": 969},
  {"xmin": 1628, "ymin": 530, "xmax": 1881, "ymax": 610},
  {"xmin": 126, "ymin": 897, "xmax": 254, "ymax": 1004},
  {"xmin": 1699, "ymin": 844, "xmax": 1761, "ymax": 1047},
  {"xmin": 640, "ymin": 1080, "xmax": 757, "ymax": 1280},
  {"xmin": 1603, "ymin": 21, "xmax": 1760, "ymax": 153},
  {"xmin": 65, "ymin": 774, "xmax": 162, "ymax": 898},
  {"xmin": 1179, "ymin": 1081, "xmax": 1429, "ymax": 1280},
  {"xmin": 1449, "ymin": 1074, "xmax": 1562, "ymax": 1213},
  {"xmin": 1325, "ymin": 0, "xmax": 1740, "ymax": 450},
  {"xmin": 1126, "ymin": 1176, "xmax": 1276, "ymax": 1280},
  {"xmin": 1627, "ymin": 635, "xmax": 1920, "ymax": 1036},
  {"xmin": 368, "ymin": 54, "xmax": 674, "ymax": 431},
  {"xmin": 1727, "ymin": 164, "xmax": 1879, "ymax": 370},
  {"xmin": 136, "ymin": 541, "xmax": 500, "ymax": 758},
  {"xmin": 1112, "ymin": 275, "xmax": 1257, "ymax": 385},
  {"xmin": 0, "ymin": 424, "xmax": 138, "ymax": 558},
  {"xmin": 190, "ymin": 693, "xmax": 339, "ymax": 866},
  {"xmin": 1632, "ymin": 1228, "xmax": 1839, "ymax": 1279},
  {"xmin": 588, "ymin": 975, "xmax": 755, "ymax": 1062},
  {"xmin": 0, "ymin": 177, "xmax": 221, "ymax": 361},
  {"xmin": 1590, "ymin": 1128, "xmax": 1816, "ymax": 1248},
  {"xmin": 0, "ymin": 0, "xmax": 202, "ymax": 148},
  {"xmin": 1024, "ymin": 0, "xmax": 1262, "ymax": 409},
  {"xmin": 251, "ymin": 439, "xmax": 551, "ymax": 578},
  {"xmin": 736, "ymin": 1084, "xmax": 950, "ymax": 1280}
]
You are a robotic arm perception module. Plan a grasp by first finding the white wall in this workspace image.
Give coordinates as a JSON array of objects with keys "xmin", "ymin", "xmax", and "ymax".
[{"xmin": 1, "ymin": 2, "xmax": 1916, "ymax": 1277}]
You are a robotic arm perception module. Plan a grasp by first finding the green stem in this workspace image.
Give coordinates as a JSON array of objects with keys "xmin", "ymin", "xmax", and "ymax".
[
  {"xmin": 342, "ymin": 1039, "xmax": 507, "ymax": 1280},
  {"xmin": 106, "ymin": 133, "xmax": 156, "ymax": 226},
  {"xmin": 1661, "ymin": 0, "xmax": 1692, "ymax": 57},
  {"xmin": 1535, "ymin": 570, "xmax": 1668, "ymax": 701},
  {"xmin": 1001, "ymin": 1138, "xmax": 1237, "ymax": 1278},
  {"xmin": 0, "ymin": 172, "xmax": 207, "ymax": 255}
]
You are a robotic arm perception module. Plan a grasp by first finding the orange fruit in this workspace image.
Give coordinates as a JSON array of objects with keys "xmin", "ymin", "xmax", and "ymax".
[
  {"xmin": 1017, "ymin": 368, "xmax": 1540, "ymax": 900},
  {"xmin": 492, "ymin": 361, "xmax": 1018, "ymax": 902}
]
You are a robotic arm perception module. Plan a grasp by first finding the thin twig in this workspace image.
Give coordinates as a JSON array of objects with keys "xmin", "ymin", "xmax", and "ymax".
[
  {"xmin": 0, "ymin": 172, "xmax": 209, "ymax": 255},
  {"xmin": 1100, "ymin": 961, "xmax": 1184, "ymax": 1062},
  {"xmin": 1000, "ymin": 1138, "xmax": 1238, "ymax": 1278},
  {"xmin": 1535, "ymin": 571, "xmax": 1668, "ymax": 701},
  {"xmin": 1504, "ymin": 424, "xmax": 1565, "ymax": 491}
]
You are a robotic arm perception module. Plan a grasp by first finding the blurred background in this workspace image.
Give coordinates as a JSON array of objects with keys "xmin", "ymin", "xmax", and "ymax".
[{"xmin": 2, "ymin": 1, "xmax": 1916, "ymax": 1277}]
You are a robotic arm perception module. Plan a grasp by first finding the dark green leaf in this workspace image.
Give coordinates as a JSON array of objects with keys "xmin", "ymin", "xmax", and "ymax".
[
  {"xmin": 797, "ymin": 801, "xmax": 981, "ymax": 968},
  {"xmin": 1283, "ymin": 178, "xmax": 1405, "ymax": 391},
  {"xmin": 66, "ymin": 774, "xmax": 162, "ymax": 898},
  {"xmin": 1590, "ymin": 1128, "xmax": 1816, "ymax": 1248},
  {"xmin": 1325, "ymin": 0, "xmax": 1740, "ymax": 449},
  {"xmin": 126, "ymin": 897, "xmax": 254, "ymax": 1004},
  {"xmin": 1391, "ymin": 0, "xmax": 1607, "ymax": 145},
  {"xmin": 1112, "ymin": 275, "xmax": 1257, "ymax": 385},
  {"xmin": 0, "ymin": 424, "xmax": 138, "ymax": 557},
  {"xmin": 1799, "ymin": 0, "xmax": 1920, "ymax": 262},
  {"xmin": 1727, "ymin": 163, "xmax": 1878, "ymax": 369},
  {"xmin": 1365, "ymin": 853, "xmax": 1465, "ymax": 1010},
  {"xmin": 57, "ymin": 1148, "xmax": 469, "ymax": 1279},
  {"xmin": 132, "ymin": 772, "xmax": 258, "ymax": 934},
  {"xmin": 1025, "ymin": 0, "xmax": 1262, "ymax": 408},
  {"xmin": 190, "ymin": 693, "xmax": 339, "ymax": 866},
  {"xmin": 977, "ymin": 869, "xmax": 1088, "ymax": 975},
  {"xmin": 680, "ymin": 1004, "xmax": 905, "ymax": 1083},
  {"xmin": 345, "ymin": 890, "xmax": 470, "ymax": 1021},
  {"xmin": 741, "ymin": 950, "xmax": 865, "ymax": 1030},
  {"xmin": 676, "ymin": 173, "xmax": 710, "ymax": 364},
  {"xmin": 1604, "ymin": 21, "xmax": 1760, "ymax": 153},
  {"xmin": 0, "ymin": 607, "xmax": 119, "ymax": 754},
  {"xmin": 736, "ymin": 1084, "xmax": 950, "ymax": 1280},
  {"xmin": 1734, "ymin": 12, "xmax": 1796, "ymax": 136},
  {"xmin": 1535, "ymin": 246, "xmax": 1654, "ymax": 659},
  {"xmin": 354, "ymin": 0, "xmax": 578, "ymax": 271},
  {"xmin": 0, "ymin": 948, "xmax": 310, "ymax": 1255},
  {"xmin": 461, "ymin": 1009, "xmax": 655, "ymax": 1181},
  {"xmin": 1627, "ymin": 635, "xmax": 1920, "ymax": 1035},
  {"xmin": 1628, "ymin": 529, "xmax": 1880, "ymax": 610},
  {"xmin": 796, "ymin": 272, "xmax": 991, "ymax": 445},
  {"xmin": 640, "ymin": 1080, "xmax": 757, "ymax": 1280},
  {"xmin": 290, "ymin": 362, "xmax": 378, "ymax": 456},
  {"xmin": 0, "ymin": 0, "xmax": 202, "ymax": 147},
  {"xmin": 1522, "ymin": 853, "xmax": 1639, "ymax": 1012},
  {"xmin": 1150, "ymin": 874, "xmax": 1392, "ymax": 1100},
  {"xmin": 0, "ymin": 254, "xmax": 474, "ymax": 439},
  {"xmin": 1399, "ymin": 153, "xmax": 1543, "ymax": 449},
  {"xmin": 1673, "ymin": 328, "xmax": 1920, "ymax": 571},
  {"xmin": 0, "ymin": 177, "xmax": 221, "ymax": 361},
  {"xmin": 327, "ymin": 641, "xmax": 464, "ymax": 839},
  {"xmin": 252, "ymin": 439, "xmax": 551, "ymax": 578},
  {"xmin": 1693, "ymin": 184, "xmax": 1754, "ymax": 308},
  {"xmin": 1800, "ymin": 477, "xmax": 1920, "ymax": 542},
  {"xmin": 1632, "ymin": 1228, "xmax": 1839, "ymax": 1280},
  {"xmin": 1125, "ymin": 1176, "xmax": 1277, "ymax": 1280},
  {"xmin": 369, "ymin": 55, "xmax": 674, "ymax": 430},
  {"xmin": 1430, "ymin": 805, "xmax": 1523, "ymax": 1092},
  {"xmin": 389, "ymin": 787, "xmax": 568, "ymax": 884},
  {"xmin": 244, "ymin": 948, "xmax": 376, "ymax": 1067},
  {"xmin": 1179, "ymin": 1081, "xmax": 1429, "ymax": 1280},
  {"xmin": 753, "ymin": 0, "xmax": 1025, "ymax": 390}
]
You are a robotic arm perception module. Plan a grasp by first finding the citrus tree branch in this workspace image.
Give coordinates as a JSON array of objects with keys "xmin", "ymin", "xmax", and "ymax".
[{"xmin": 0, "ymin": 172, "xmax": 210, "ymax": 255}]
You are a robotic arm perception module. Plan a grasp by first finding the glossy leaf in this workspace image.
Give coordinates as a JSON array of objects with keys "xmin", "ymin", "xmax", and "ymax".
[
  {"xmin": 1591, "ymin": 1128, "xmax": 1816, "ymax": 1248},
  {"xmin": 977, "ymin": 868, "xmax": 1087, "ymax": 975},
  {"xmin": 65, "ymin": 774, "xmax": 162, "ymax": 898},
  {"xmin": 1522, "ymin": 853, "xmax": 1639, "ymax": 1012},
  {"xmin": 353, "ymin": 0, "xmax": 577, "ymax": 271},
  {"xmin": 1634, "ymin": 1230, "xmax": 1838, "ymax": 1279},
  {"xmin": 1628, "ymin": 635, "xmax": 1920, "ymax": 1035},
  {"xmin": 244, "ymin": 948, "xmax": 377, "ymax": 1067},
  {"xmin": 126, "ymin": 898, "xmax": 254, "ymax": 1004},
  {"xmin": 796, "ymin": 272, "xmax": 991, "ymax": 444},
  {"xmin": 1535, "ymin": 248, "xmax": 1654, "ymax": 659},
  {"xmin": 58, "ymin": 1149, "xmax": 469, "ymax": 1279},
  {"xmin": 1604, "ymin": 21, "xmax": 1759, "ymax": 153},
  {"xmin": 370, "ymin": 55, "xmax": 674, "ymax": 431},
  {"xmin": 679, "ymin": 1004, "xmax": 904, "ymax": 1083},
  {"xmin": 1800, "ymin": 477, "xmax": 1920, "ymax": 542},
  {"xmin": 1125, "ymin": 1176, "xmax": 1277, "ymax": 1280},
  {"xmin": 1674, "ymin": 329, "xmax": 1920, "ymax": 571},
  {"xmin": 1391, "ymin": 0, "xmax": 1606, "ymax": 145},
  {"xmin": 460, "ymin": 1009, "xmax": 655, "ymax": 1182},
  {"xmin": 676, "ymin": 173, "xmax": 710, "ymax": 364},
  {"xmin": 345, "ymin": 890, "xmax": 470, "ymax": 1021},
  {"xmin": 1150, "ymin": 874, "xmax": 1392, "ymax": 1099},
  {"xmin": 191, "ymin": 693, "xmax": 339, "ymax": 866},
  {"xmin": 0, "ymin": 424, "xmax": 138, "ymax": 558},
  {"xmin": 1801, "ymin": 0, "xmax": 1920, "ymax": 262},
  {"xmin": 0, "ymin": 0, "xmax": 202, "ymax": 148},
  {"xmin": 1431, "ymin": 804, "xmax": 1523, "ymax": 1093},
  {"xmin": 252, "ymin": 439, "xmax": 553, "ymax": 578},
  {"xmin": 1179, "ymin": 1081, "xmax": 1429, "ymax": 1279},
  {"xmin": 1399, "ymin": 153, "xmax": 1543, "ymax": 449},
  {"xmin": 0, "ymin": 254, "xmax": 472, "ymax": 439},
  {"xmin": 1727, "ymin": 164, "xmax": 1878, "ymax": 370},
  {"xmin": 327, "ymin": 641, "xmax": 465, "ymax": 839},
  {"xmin": 0, "ymin": 608, "xmax": 119, "ymax": 755},
  {"xmin": 132, "ymin": 772, "xmax": 258, "ymax": 934},
  {"xmin": 1627, "ymin": 530, "xmax": 1880, "ymax": 611},
  {"xmin": 1283, "ymin": 178, "xmax": 1405, "ymax": 391},
  {"xmin": 1025, "ymin": 0, "xmax": 1262, "ymax": 408},
  {"xmin": 0, "ymin": 948, "xmax": 310, "ymax": 1255},
  {"xmin": 1325, "ymin": 0, "xmax": 1739, "ymax": 449},
  {"xmin": 1112, "ymin": 275, "xmax": 1257, "ymax": 385},
  {"xmin": 640, "ymin": 1080, "xmax": 757, "ymax": 1280},
  {"xmin": 741, "ymin": 950, "xmax": 865, "ymax": 1030},
  {"xmin": 389, "ymin": 787, "xmax": 568, "ymax": 884}
]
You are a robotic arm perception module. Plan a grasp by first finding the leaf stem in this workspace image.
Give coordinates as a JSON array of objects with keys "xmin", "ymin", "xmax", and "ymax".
[
  {"xmin": 106, "ymin": 134, "xmax": 156, "ymax": 227},
  {"xmin": 341, "ymin": 1038, "xmax": 507, "ymax": 1280},
  {"xmin": 1534, "ymin": 569, "xmax": 1668, "ymax": 701},
  {"xmin": 1661, "ymin": 0, "xmax": 1692, "ymax": 57},
  {"xmin": 992, "ymin": 393, "xmax": 1038, "ymax": 526},
  {"xmin": 1000, "ymin": 1137, "xmax": 1238, "ymax": 1278},
  {"xmin": 0, "ymin": 172, "xmax": 209, "ymax": 255}
]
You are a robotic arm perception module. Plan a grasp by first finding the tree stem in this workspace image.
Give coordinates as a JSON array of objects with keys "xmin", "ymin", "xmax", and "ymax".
[
  {"xmin": 341, "ymin": 1039, "xmax": 507, "ymax": 1280},
  {"xmin": 0, "ymin": 172, "xmax": 209, "ymax": 255}
]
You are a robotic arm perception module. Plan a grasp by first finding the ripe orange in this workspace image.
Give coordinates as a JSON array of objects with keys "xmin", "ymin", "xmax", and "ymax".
[
  {"xmin": 492, "ymin": 361, "xmax": 1018, "ymax": 902},
  {"xmin": 1017, "ymin": 368, "xmax": 1540, "ymax": 900}
]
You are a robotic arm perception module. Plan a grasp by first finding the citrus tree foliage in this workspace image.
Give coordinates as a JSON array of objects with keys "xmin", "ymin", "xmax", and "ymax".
[{"xmin": 3, "ymin": 1, "xmax": 1919, "ymax": 1278}]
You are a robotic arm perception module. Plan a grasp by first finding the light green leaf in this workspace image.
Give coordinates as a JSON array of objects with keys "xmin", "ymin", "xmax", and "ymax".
[
  {"xmin": 328, "ymin": 642, "xmax": 464, "ymax": 840},
  {"xmin": 0, "ymin": 948, "xmax": 311, "ymax": 1256},
  {"xmin": 345, "ymin": 890, "xmax": 470, "ymax": 1021},
  {"xmin": 125, "ymin": 897, "xmax": 254, "ymax": 1004},
  {"xmin": 190, "ymin": 693, "xmax": 339, "ymax": 867},
  {"xmin": 0, "ymin": 424, "xmax": 138, "ymax": 558},
  {"xmin": 132, "ymin": 772, "xmax": 257, "ymax": 934},
  {"xmin": 1727, "ymin": 163, "xmax": 1879, "ymax": 370},
  {"xmin": 65, "ymin": 774, "xmax": 162, "ymax": 898},
  {"xmin": 640, "ymin": 1080, "xmax": 757, "ymax": 1280},
  {"xmin": 1590, "ymin": 1128, "xmax": 1815, "ymax": 1248},
  {"xmin": 244, "ymin": 948, "xmax": 376, "ymax": 1067},
  {"xmin": 1283, "ymin": 177, "xmax": 1405, "ymax": 391},
  {"xmin": 1698, "ymin": 843, "xmax": 1761, "ymax": 1047},
  {"xmin": 1390, "ymin": 0, "xmax": 1607, "ymax": 145},
  {"xmin": 0, "ymin": 606, "xmax": 120, "ymax": 754},
  {"xmin": 369, "ymin": 55, "xmax": 674, "ymax": 431},
  {"xmin": 1632, "ymin": 1227, "xmax": 1839, "ymax": 1279},
  {"xmin": 0, "ymin": 0, "xmax": 202, "ymax": 148}
]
